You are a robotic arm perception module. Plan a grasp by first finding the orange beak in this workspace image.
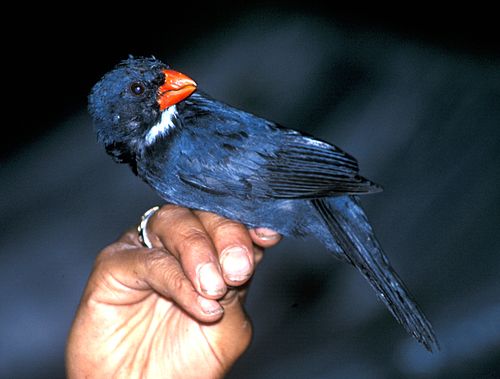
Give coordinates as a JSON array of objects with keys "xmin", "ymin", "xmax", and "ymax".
[{"xmin": 158, "ymin": 69, "xmax": 197, "ymax": 110}]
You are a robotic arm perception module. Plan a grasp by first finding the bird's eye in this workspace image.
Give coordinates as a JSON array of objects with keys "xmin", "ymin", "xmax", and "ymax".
[{"xmin": 130, "ymin": 82, "xmax": 146, "ymax": 96}]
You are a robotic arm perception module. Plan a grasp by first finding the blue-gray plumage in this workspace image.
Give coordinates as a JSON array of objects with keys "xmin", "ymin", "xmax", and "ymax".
[{"xmin": 88, "ymin": 57, "xmax": 438, "ymax": 351}]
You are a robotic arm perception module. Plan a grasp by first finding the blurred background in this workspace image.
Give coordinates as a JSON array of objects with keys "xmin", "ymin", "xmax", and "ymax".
[{"xmin": 2, "ymin": 5, "xmax": 499, "ymax": 378}]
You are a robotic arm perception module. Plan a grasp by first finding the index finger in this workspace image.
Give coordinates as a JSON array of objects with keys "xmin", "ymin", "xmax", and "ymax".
[{"xmin": 147, "ymin": 205, "xmax": 227, "ymax": 299}]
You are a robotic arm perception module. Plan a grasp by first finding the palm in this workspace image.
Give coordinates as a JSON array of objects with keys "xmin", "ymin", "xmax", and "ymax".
[
  {"xmin": 95, "ymin": 290, "xmax": 248, "ymax": 378},
  {"xmin": 69, "ymin": 245, "xmax": 251, "ymax": 379}
]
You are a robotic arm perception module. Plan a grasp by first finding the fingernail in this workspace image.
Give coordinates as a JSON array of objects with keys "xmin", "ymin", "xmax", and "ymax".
[
  {"xmin": 254, "ymin": 227, "xmax": 281, "ymax": 241},
  {"xmin": 198, "ymin": 262, "xmax": 225, "ymax": 296},
  {"xmin": 198, "ymin": 296, "xmax": 224, "ymax": 315},
  {"xmin": 221, "ymin": 246, "xmax": 252, "ymax": 282}
]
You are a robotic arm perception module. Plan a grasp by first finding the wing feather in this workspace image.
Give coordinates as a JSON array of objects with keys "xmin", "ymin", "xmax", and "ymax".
[{"xmin": 252, "ymin": 133, "xmax": 382, "ymax": 198}]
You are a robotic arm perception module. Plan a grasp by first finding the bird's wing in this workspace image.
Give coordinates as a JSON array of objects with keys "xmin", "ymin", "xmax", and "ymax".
[
  {"xmin": 254, "ymin": 131, "xmax": 382, "ymax": 198},
  {"xmin": 177, "ymin": 126, "xmax": 381, "ymax": 200}
]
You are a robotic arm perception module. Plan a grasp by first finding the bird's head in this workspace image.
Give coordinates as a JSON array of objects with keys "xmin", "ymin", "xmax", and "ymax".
[{"xmin": 88, "ymin": 56, "xmax": 197, "ymax": 164}]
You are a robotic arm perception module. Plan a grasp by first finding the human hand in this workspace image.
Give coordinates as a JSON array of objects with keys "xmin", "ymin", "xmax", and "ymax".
[{"xmin": 66, "ymin": 205, "xmax": 281, "ymax": 379}]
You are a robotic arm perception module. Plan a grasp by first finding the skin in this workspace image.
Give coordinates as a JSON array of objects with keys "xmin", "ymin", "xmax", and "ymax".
[{"xmin": 66, "ymin": 204, "xmax": 281, "ymax": 379}]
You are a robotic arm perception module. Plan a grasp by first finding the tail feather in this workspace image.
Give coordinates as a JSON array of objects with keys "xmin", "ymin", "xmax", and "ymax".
[{"xmin": 312, "ymin": 197, "xmax": 439, "ymax": 352}]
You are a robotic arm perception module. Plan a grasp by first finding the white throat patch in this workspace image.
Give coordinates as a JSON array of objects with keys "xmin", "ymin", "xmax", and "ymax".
[{"xmin": 145, "ymin": 105, "xmax": 178, "ymax": 145}]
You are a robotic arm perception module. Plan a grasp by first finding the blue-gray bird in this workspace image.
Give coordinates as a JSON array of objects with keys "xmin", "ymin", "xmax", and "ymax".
[{"xmin": 88, "ymin": 56, "xmax": 438, "ymax": 351}]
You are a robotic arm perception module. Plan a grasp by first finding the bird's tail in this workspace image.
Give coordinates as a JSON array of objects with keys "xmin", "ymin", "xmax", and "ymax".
[{"xmin": 312, "ymin": 197, "xmax": 439, "ymax": 352}]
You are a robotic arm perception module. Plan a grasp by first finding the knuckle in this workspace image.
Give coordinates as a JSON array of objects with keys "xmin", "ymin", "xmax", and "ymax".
[
  {"xmin": 154, "ymin": 204, "xmax": 176, "ymax": 220},
  {"xmin": 208, "ymin": 216, "xmax": 243, "ymax": 234},
  {"xmin": 150, "ymin": 205, "xmax": 186, "ymax": 228},
  {"xmin": 95, "ymin": 242, "xmax": 127, "ymax": 265},
  {"xmin": 93, "ymin": 241, "xmax": 138, "ymax": 279},
  {"xmin": 144, "ymin": 249, "xmax": 172, "ymax": 271},
  {"xmin": 177, "ymin": 228, "xmax": 213, "ymax": 253},
  {"xmin": 164, "ymin": 268, "xmax": 186, "ymax": 293},
  {"xmin": 158, "ymin": 204, "xmax": 188, "ymax": 220},
  {"xmin": 148, "ymin": 209, "xmax": 168, "ymax": 229}
]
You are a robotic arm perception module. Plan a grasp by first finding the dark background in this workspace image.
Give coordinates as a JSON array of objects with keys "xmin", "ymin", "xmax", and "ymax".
[{"xmin": 2, "ymin": 6, "xmax": 499, "ymax": 378}]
